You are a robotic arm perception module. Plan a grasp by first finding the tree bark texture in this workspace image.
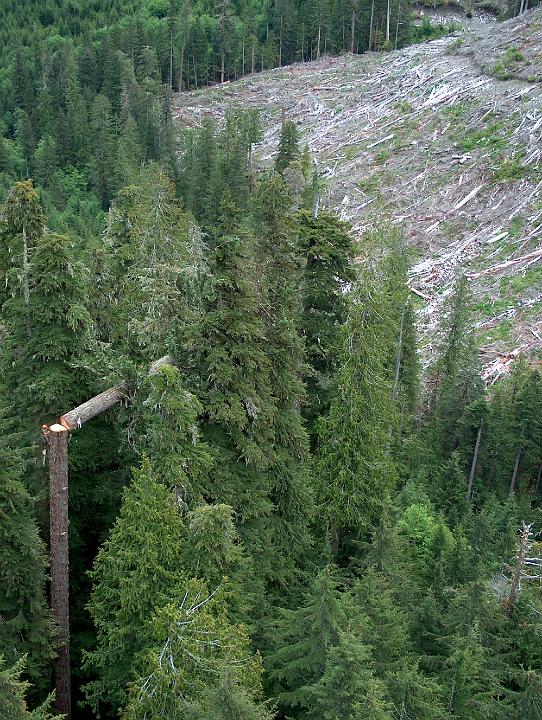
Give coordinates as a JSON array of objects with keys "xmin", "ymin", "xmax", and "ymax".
[{"xmin": 45, "ymin": 424, "xmax": 71, "ymax": 719}]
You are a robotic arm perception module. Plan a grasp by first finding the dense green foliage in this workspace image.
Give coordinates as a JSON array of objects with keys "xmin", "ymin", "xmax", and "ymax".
[{"xmin": 1, "ymin": 3, "xmax": 542, "ymax": 718}]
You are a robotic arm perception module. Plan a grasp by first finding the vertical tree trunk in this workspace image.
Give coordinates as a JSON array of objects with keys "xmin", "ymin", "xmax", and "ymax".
[
  {"xmin": 350, "ymin": 3, "xmax": 356, "ymax": 53},
  {"xmin": 317, "ymin": 22, "xmax": 321, "ymax": 59},
  {"xmin": 46, "ymin": 424, "xmax": 71, "ymax": 719},
  {"xmin": 22, "ymin": 224, "xmax": 31, "ymax": 337},
  {"xmin": 193, "ymin": 54, "xmax": 198, "ymax": 88},
  {"xmin": 509, "ymin": 446, "xmax": 523, "ymax": 496},
  {"xmin": 505, "ymin": 523, "xmax": 531, "ymax": 613},
  {"xmin": 251, "ymin": 40, "xmax": 255, "ymax": 73},
  {"xmin": 369, "ymin": 0, "xmax": 375, "ymax": 51},
  {"xmin": 178, "ymin": 45, "xmax": 185, "ymax": 92},
  {"xmin": 394, "ymin": 0, "xmax": 401, "ymax": 49},
  {"xmin": 168, "ymin": 28, "xmax": 173, "ymax": 88},
  {"xmin": 534, "ymin": 461, "xmax": 542, "ymax": 494},
  {"xmin": 221, "ymin": 51, "xmax": 225, "ymax": 83},
  {"xmin": 386, "ymin": 0, "xmax": 391, "ymax": 44},
  {"xmin": 279, "ymin": 13, "xmax": 283, "ymax": 66},
  {"xmin": 242, "ymin": 35, "xmax": 245, "ymax": 75},
  {"xmin": 467, "ymin": 425, "xmax": 482, "ymax": 502}
]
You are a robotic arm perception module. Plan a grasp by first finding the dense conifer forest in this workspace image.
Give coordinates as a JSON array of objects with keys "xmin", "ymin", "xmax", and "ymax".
[{"xmin": 1, "ymin": 1, "xmax": 542, "ymax": 719}]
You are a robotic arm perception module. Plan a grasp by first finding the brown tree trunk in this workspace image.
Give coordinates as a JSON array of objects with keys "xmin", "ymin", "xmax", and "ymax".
[
  {"xmin": 46, "ymin": 424, "xmax": 71, "ymax": 719},
  {"xmin": 467, "ymin": 424, "xmax": 482, "ymax": 502}
]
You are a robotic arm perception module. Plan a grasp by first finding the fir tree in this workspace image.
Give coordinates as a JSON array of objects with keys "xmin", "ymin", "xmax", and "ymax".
[
  {"xmin": 296, "ymin": 210, "xmax": 355, "ymax": 439},
  {"xmin": 97, "ymin": 164, "xmax": 206, "ymax": 363},
  {"xmin": 253, "ymin": 175, "xmax": 313, "ymax": 581},
  {"xmin": 266, "ymin": 566, "xmax": 347, "ymax": 713},
  {"xmin": 1, "ymin": 230, "xmax": 93, "ymax": 428},
  {"xmin": 307, "ymin": 631, "xmax": 394, "ymax": 720},
  {"xmin": 512, "ymin": 670, "xmax": 542, "ymax": 720},
  {"xmin": 83, "ymin": 460, "xmax": 190, "ymax": 715},
  {"xmin": 315, "ymin": 270, "xmax": 397, "ymax": 559},
  {"xmin": 275, "ymin": 120, "xmax": 300, "ymax": 174},
  {"xmin": 0, "ymin": 410, "xmax": 55, "ymax": 694},
  {"xmin": 0, "ymin": 656, "xmax": 59, "ymax": 720},
  {"xmin": 128, "ymin": 365, "xmax": 214, "ymax": 502},
  {"xmin": 123, "ymin": 582, "xmax": 268, "ymax": 720},
  {"xmin": 191, "ymin": 192, "xmax": 275, "ymax": 566}
]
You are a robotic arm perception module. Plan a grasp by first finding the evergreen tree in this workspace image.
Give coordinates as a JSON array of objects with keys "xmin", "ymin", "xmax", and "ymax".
[
  {"xmin": 307, "ymin": 631, "xmax": 394, "ymax": 720},
  {"xmin": 296, "ymin": 210, "xmax": 355, "ymax": 438},
  {"xmin": 275, "ymin": 120, "xmax": 300, "ymax": 174},
  {"xmin": 0, "ymin": 656, "xmax": 59, "ymax": 720},
  {"xmin": 1, "ymin": 230, "xmax": 93, "ymax": 428},
  {"xmin": 97, "ymin": 164, "xmax": 206, "ymax": 363},
  {"xmin": 315, "ymin": 269, "xmax": 397, "ymax": 560},
  {"xmin": 0, "ymin": 180, "xmax": 45, "ymax": 314},
  {"xmin": 83, "ymin": 460, "xmax": 190, "ymax": 715},
  {"xmin": 512, "ymin": 670, "xmax": 542, "ymax": 720},
  {"xmin": 191, "ymin": 193, "xmax": 275, "ymax": 573},
  {"xmin": 0, "ymin": 410, "xmax": 55, "ymax": 694},
  {"xmin": 128, "ymin": 365, "xmax": 214, "ymax": 502},
  {"xmin": 123, "ymin": 582, "xmax": 267, "ymax": 720},
  {"xmin": 266, "ymin": 566, "xmax": 347, "ymax": 713},
  {"xmin": 253, "ymin": 175, "xmax": 313, "ymax": 580}
]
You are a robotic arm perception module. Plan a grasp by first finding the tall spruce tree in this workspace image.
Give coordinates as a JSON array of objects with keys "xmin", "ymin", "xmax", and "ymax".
[
  {"xmin": 314, "ymin": 267, "xmax": 398, "ymax": 560},
  {"xmin": 296, "ymin": 210, "xmax": 355, "ymax": 439},
  {"xmin": 253, "ymin": 175, "xmax": 313, "ymax": 582},
  {"xmin": 275, "ymin": 120, "xmax": 300, "ymax": 174},
  {"xmin": 191, "ymin": 192, "xmax": 276, "ymax": 576},
  {"xmin": 82, "ymin": 460, "xmax": 190, "ymax": 715}
]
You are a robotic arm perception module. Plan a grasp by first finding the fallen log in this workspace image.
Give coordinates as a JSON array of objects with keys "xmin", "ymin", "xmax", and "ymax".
[
  {"xmin": 467, "ymin": 247, "xmax": 542, "ymax": 280},
  {"xmin": 60, "ymin": 355, "xmax": 174, "ymax": 431}
]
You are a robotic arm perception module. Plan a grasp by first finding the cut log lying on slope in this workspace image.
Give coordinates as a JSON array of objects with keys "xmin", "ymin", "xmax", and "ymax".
[
  {"xmin": 60, "ymin": 355, "xmax": 174, "ymax": 431},
  {"xmin": 467, "ymin": 247, "xmax": 542, "ymax": 280}
]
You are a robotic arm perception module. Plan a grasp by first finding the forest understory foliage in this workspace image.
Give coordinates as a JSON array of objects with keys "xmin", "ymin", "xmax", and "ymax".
[{"xmin": 0, "ymin": 2, "xmax": 542, "ymax": 720}]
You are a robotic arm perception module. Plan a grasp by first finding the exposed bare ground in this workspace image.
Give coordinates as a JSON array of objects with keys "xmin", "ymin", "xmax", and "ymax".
[{"xmin": 173, "ymin": 8, "xmax": 542, "ymax": 380}]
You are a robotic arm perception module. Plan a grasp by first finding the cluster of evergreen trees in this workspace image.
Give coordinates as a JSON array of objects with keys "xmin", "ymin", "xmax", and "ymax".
[{"xmin": 1, "ymin": 108, "xmax": 542, "ymax": 720}]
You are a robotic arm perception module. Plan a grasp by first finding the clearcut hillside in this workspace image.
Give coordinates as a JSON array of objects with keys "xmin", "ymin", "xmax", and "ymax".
[{"xmin": 174, "ymin": 9, "xmax": 542, "ymax": 382}]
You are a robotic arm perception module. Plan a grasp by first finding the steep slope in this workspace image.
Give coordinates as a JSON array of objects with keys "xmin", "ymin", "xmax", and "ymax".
[{"xmin": 174, "ymin": 9, "xmax": 542, "ymax": 380}]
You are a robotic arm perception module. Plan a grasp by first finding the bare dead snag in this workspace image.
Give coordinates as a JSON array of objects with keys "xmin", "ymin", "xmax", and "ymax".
[
  {"xmin": 504, "ymin": 522, "xmax": 542, "ymax": 615},
  {"xmin": 44, "ymin": 423, "xmax": 71, "ymax": 719}
]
